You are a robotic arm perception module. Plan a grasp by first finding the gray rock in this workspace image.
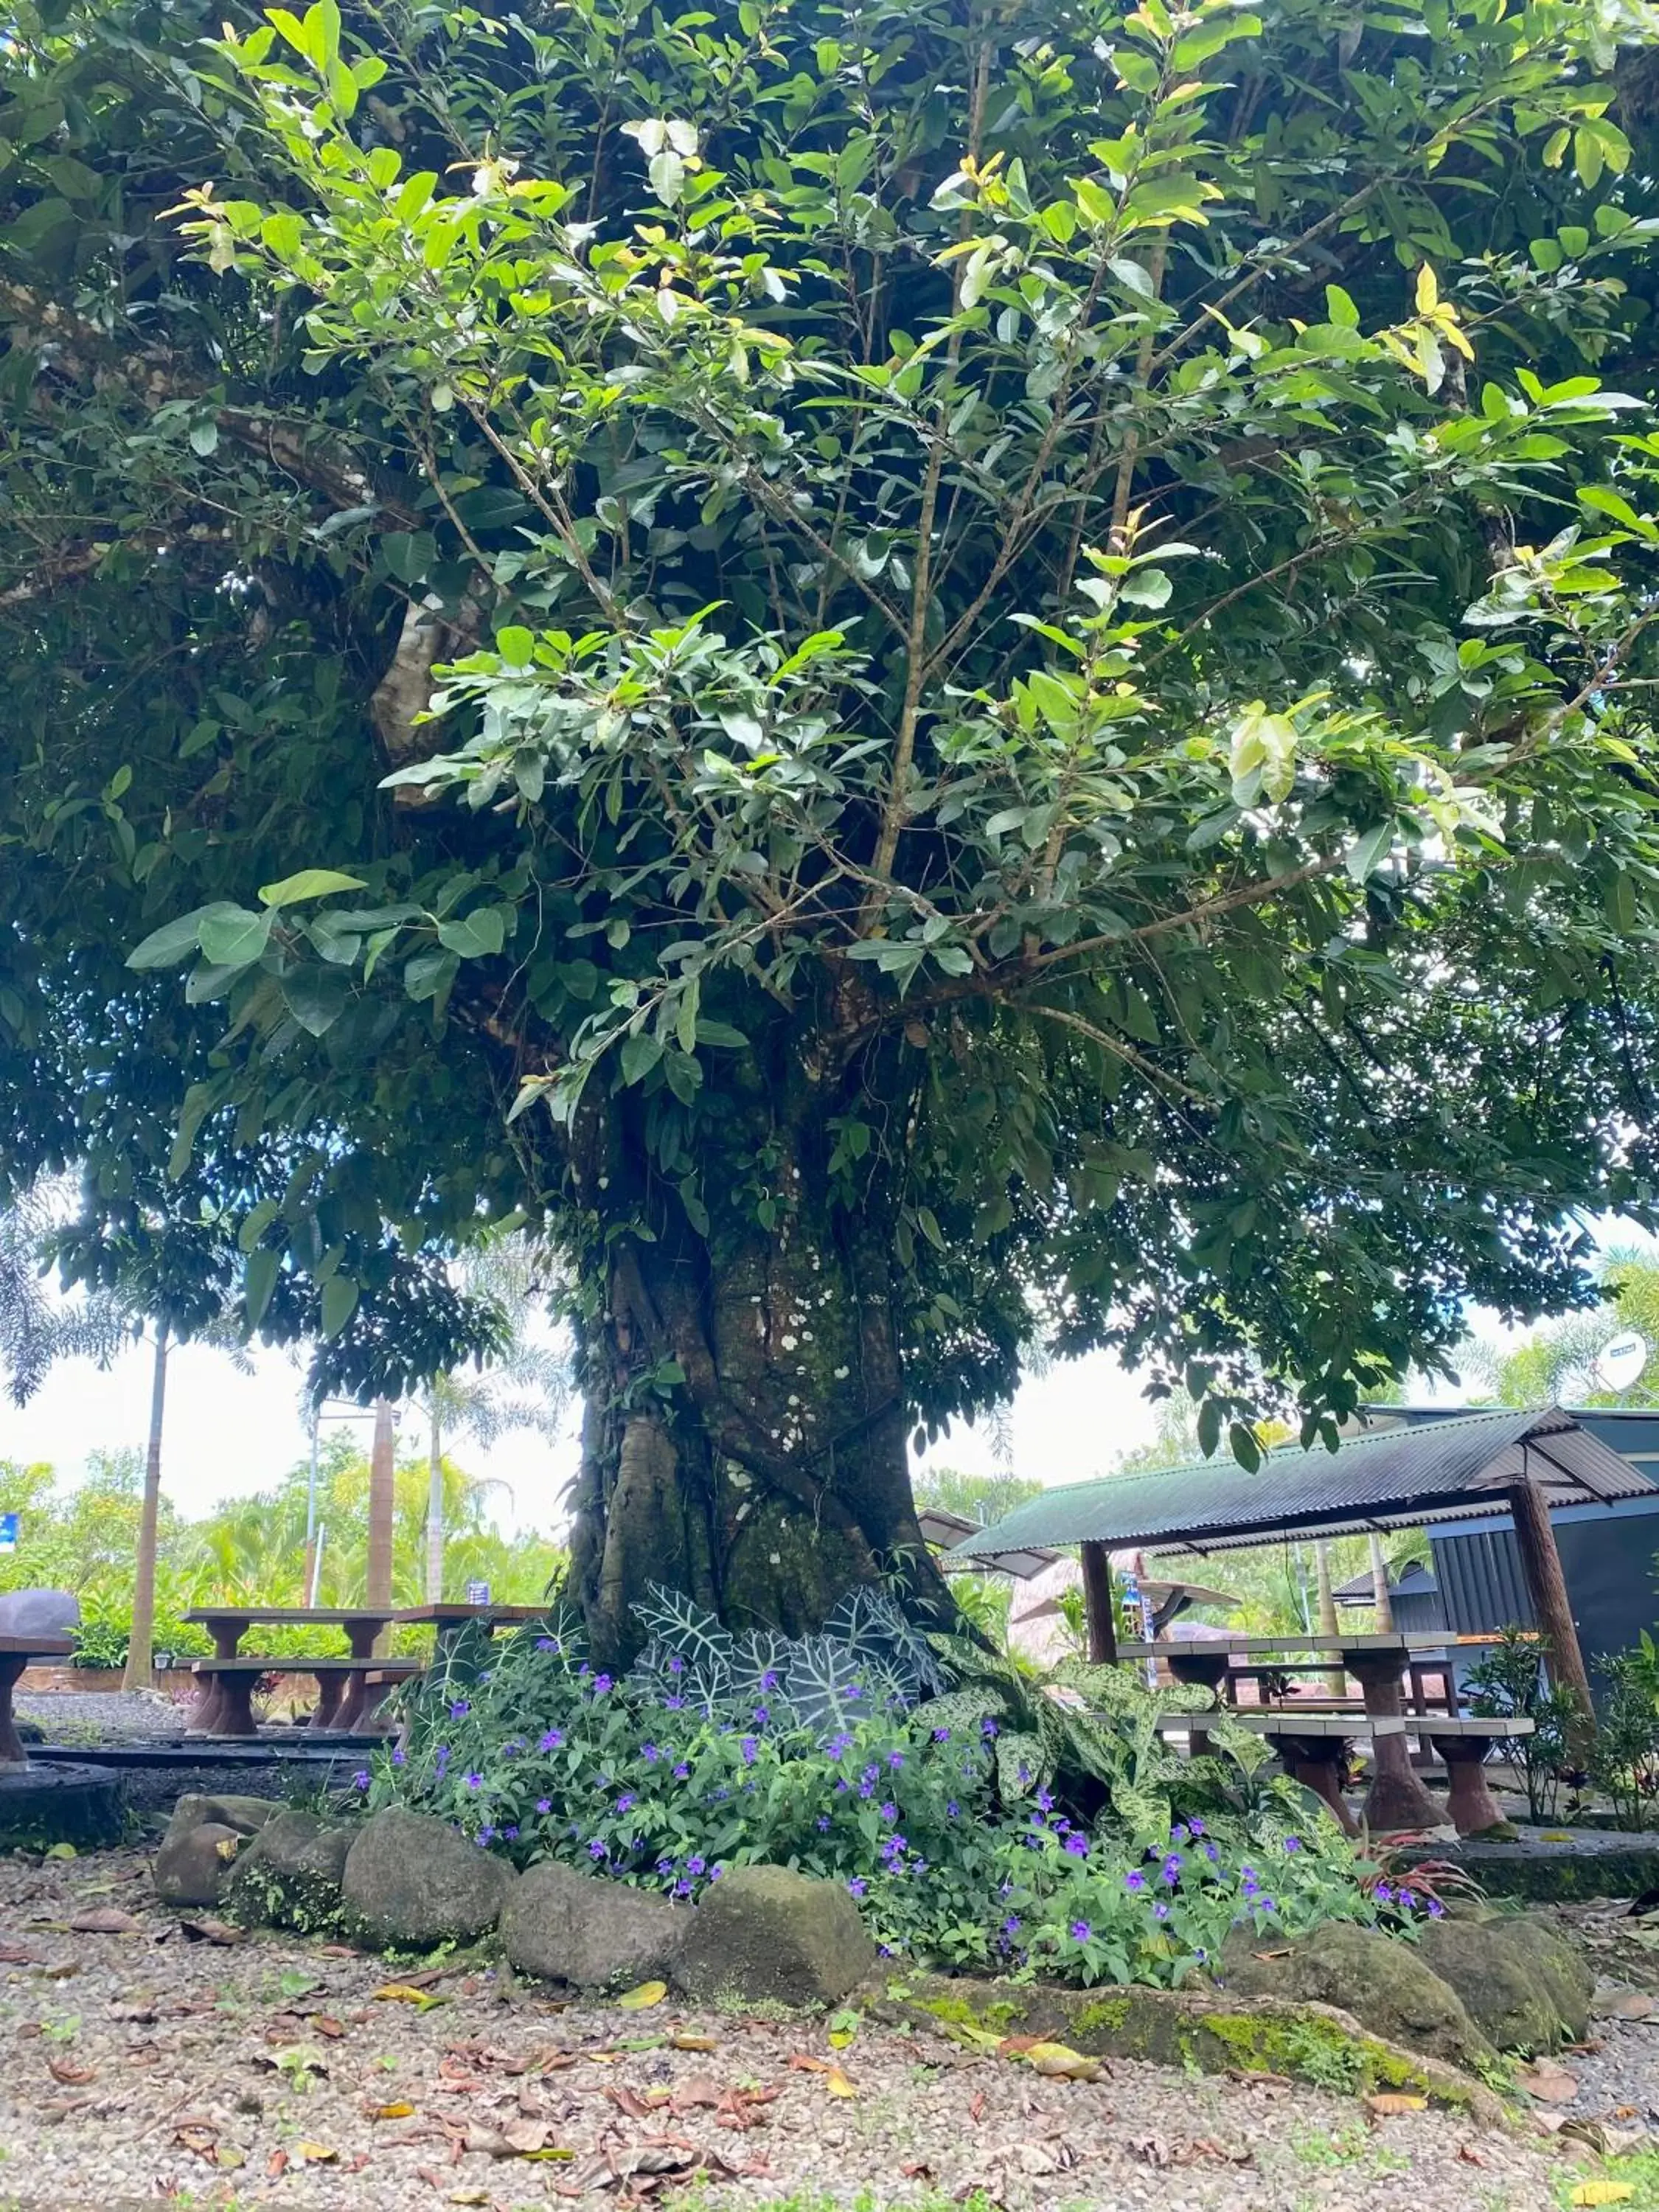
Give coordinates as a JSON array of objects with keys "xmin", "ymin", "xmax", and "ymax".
[
  {"xmin": 1217, "ymin": 1919, "xmax": 1495, "ymax": 2072},
  {"xmin": 228, "ymin": 1809, "xmax": 354, "ymax": 1930},
  {"xmin": 166, "ymin": 1792, "xmax": 282, "ymax": 1838},
  {"xmin": 501, "ymin": 1862, "xmax": 683, "ymax": 1990},
  {"xmin": 1417, "ymin": 1912, "xmax": 1593, "ymax": 2052},
  {"xmin": 154, "ymin": 1820, "xmax": 243, "ymax": 1906},
  {"xmin": 672, "ymin": 1865, "xmax": 876, "ymax": 2011},
  {"xmin": 342, "ymin": 1807, "xmax": 514, "ymax": 1948},
  {"xmin": 0, "ymin": 1589, "xmax": 79, "ymax": 1636}
]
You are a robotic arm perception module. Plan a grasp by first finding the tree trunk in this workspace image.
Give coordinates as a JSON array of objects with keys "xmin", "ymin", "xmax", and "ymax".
[
  {"xmin": 1368, "ymin": 1534, "xmax": 1394, "ymax": 1630},
  {"xmin": 425, "ymin": 1407, "xmax": 445, "ymax": 1604},
  {"xmin": 366, "ymin": 1398, "xmax": 396, "ymax": 1652},
  {"xmin": 568, "ymin": 1195, "xmax": 950, "ymax": 1667},
  {"xmin": 122, "ymin": 1323, "xmax": 170, "ymax": 1694},
  {"xmin": 1313, "ymin": 1539, "xmax": 1344, "ymax": 1696}
]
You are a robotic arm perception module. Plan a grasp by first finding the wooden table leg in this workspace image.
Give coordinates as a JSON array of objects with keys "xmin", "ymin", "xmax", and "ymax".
[
  {"xmin": 310, "ymin": 1673, "xmax": 344, "ymax": 1731},
  {"xmin": 210, "ymin": 1670, "xmax": 260, "ymax": 1739},
  {"xmin": 0, "ymin": 1652, "xmax": 29, "ymax": 1766},
  {"xmin": 1431, "ymin": 1733, "xmax": 1514, "ymax": 1837},
  {"xmin": 187, "ymin": 1665, "xmax": 225, "ymax": 1735},
  {"xmin": 334, "ymin": 1669, "xmax": 369, "ymax": 1732},
  {"xmin": 1268, "ymin": 1732, "xmax": 1359, "ymax": 1836},
  {"xmin": 1168, "ymin": 1655, "xmax": 1231, "ymax": 1699},
  {"xmin": 1346, "ymin": 1651, "xmax": 1449, "ymax": 1832},
  {"xmin": 190, "ymin": 1619, "xmax": 248, "ymax": 1733}
]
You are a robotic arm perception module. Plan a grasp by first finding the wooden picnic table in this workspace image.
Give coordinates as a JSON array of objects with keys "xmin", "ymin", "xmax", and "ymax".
[
  {"xmin": 0, "ymin": 1635, "xmax": 73, "ymax": 1767},
  {"xmin": 182, "ymin": 1608, "xmax": 398, "ymax": 1735},
  {"xmin": 393, "ymin": 1603, "xmax": 547, "ymax": 1659},
  {"xmin": 1121, "ymin": 1633, "xmax": 1455, "ymax": 1830},
  {"xmin": 188, "ymin": 1655, "xmax": 422, "ymax": 1737}
]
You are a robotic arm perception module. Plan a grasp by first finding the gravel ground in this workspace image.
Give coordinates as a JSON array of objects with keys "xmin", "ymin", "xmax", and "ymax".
[
  {"xmin": 15, "ymin": 1691, "xmax": 192, "ymax": 1740},
  {"xmin": 0, "ymin": 1848, "xmax": 1612, "ymax": 2212}
]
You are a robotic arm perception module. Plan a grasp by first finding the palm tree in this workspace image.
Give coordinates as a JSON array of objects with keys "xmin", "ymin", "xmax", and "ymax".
[{"xmin": 414, "ymin": 1237, "xmax": 568, "ymax": 1603}]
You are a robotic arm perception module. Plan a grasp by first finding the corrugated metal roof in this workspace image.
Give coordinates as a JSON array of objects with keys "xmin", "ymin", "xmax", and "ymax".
[{"xmin": 948, "ymin": 1406, "xmax": 1655, "ymax": 1563}]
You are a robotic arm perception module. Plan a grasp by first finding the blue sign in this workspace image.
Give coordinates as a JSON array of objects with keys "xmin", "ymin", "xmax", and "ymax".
[
  {"xmin": 0, "ymin": 1514, "xmax": 17, "ymax": 1554},
  {"xmin": 465, "ymin": 1579, "xmax": 491, "ymax": 1605}
]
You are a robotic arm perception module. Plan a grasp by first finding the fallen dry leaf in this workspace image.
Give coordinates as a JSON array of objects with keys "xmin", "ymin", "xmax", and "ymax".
[
  {"xmin": 616, "ymin": 1980, "xmax": 667, "ymax": 2010},
  {"xmin": 369, "ymin": 2101, "xmax": 416, "ymax": 2121},
  {"xmin": 670, "ymin": 2077, "xmax": 723, "ymax": 2112},
  {"xmin": 69, "ymin": 1907, "xmax": 143, "ymax": 1935},
  {"xmin": 825, "ymin": 2065, "xmax": 859, "ymax": 2099},
  {"xmin": 375, "ymin": 1982, "xmax": 445, "ymax": 2008},
  {"xmin": 969, "ymin": 2090, "xmax": 987, "ymax": 2124},
  {"xmin": 177, "ymin": 1917, "xmax": 242, "ymax": 1947},
  {"xmin": 313, "ymin": 2015, "xmax": 346, "ymax": 2039},
  {"xmin": 1364, "ymin": 2093, "xmax": 1428, "ymax": 2118},
  {"xmin": 215, "ymin": 2146, "xmax": 246, "ymax": 2171},
  {"xmin": 295, "ymin": 2142, "xmax": 338, "ymax": 2163},
  {"xmin": 668, "ymin": 2031, "xmax": 718, "ymax": 2053},
  {"xmin": 1517, "ymin": 2061, "xmax": 1581, "ymax": 2104},
  {"xmin": 0, "ymin": 1943, "xmax": 43, "ymax": 1964},
  {"xmin": 1569, "ymin": 2185, "xmax": 1635, "ymax": 2208},
  {"xmin": 901, "ymin": 2160, "xmax": 934, "ymax": 2180},
  {"xmin": 787, "ymin": 2053, "xmax": 830, "ymax": 2073},
  {"xmin": 266, "ymin": 2150, "xmax": 289, "ymax": 2180},
  {"xmin": 1457, "ymin": 2143, "xmax": 1492, "ymax": 2168},
  {"xmin": 1024, "ymin": 2042, "xmax": 1102, "ymax": 2083},
  {"xmin": 46, "ymin": 2058, "xmax": 97, "ymax": 2086},
  {"xmin": 1600, "ymin": 1992, "xmax": 1656, "ymax": 2021}
]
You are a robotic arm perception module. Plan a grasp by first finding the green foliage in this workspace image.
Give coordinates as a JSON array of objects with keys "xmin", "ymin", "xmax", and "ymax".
[
  {"xmin": 1590, "ymin": 1644, "xmax": 1659, "ymax": 1829},
  {"xmin": 1477, "ymin": 1248, "xmax": 1659, "ymax": 1408},
  {"xmin": 1464, "ymin": 1624, "xmax": 1579, "ymax": 1820},
  {"xmin": 376, "ymin": 1612, "xmax": 1405, "ymax": 1985},
  {"xmin": 6, "ymin": 0, "xmax": 1659, "ymax": 1498}
]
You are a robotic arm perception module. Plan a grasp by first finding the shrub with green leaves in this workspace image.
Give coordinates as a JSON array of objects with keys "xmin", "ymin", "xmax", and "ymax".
[{"xmin": 369, "ymin": 1593, "xmax": 1420, "ymax": 1984}]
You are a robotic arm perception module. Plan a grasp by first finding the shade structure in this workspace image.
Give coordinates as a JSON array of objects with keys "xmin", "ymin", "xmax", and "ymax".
[{"xmin": 946, "ymin": 1405, "xmax": 1652, "ymax": 1565}]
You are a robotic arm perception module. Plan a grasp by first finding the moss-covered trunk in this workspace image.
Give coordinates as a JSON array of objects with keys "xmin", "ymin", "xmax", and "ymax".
[{"xmin": 565, "ymin": 1068, "xmax": 947, "ymax": 1663}]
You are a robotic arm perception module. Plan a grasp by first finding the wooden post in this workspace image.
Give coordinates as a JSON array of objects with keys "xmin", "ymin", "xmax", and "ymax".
[
  {"xmin": 1509, "ymin": 1468, "xmax": 1596, "ymax": 1735},
  {"xmin": 1079, "ymin": 1541, "xmax": 1118, "ymax": 1665},
  {"xmin": 1368, "ymin": 1534, "xmax": 1394, "ymax": 1630}
]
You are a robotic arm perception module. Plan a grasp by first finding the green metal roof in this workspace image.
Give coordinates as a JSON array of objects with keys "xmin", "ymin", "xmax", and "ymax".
[{"xmin": 947, "ymin": 1405, "xmax": 1654, "ymax": 1562}]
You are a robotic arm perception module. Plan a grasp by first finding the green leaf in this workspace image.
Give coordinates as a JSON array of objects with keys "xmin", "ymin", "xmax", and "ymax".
[
  {"xmin": 244, "ymin": 1246, "xmax": 280, "ymax": 1329},
  {"xmin": 496, "ymin": 625, "xmax": 536, "ymax": 667},
  {"xmin": 189, "ymin": 420, "xmax": 220, "ymax": 457},
  {"xmin": 238, "ymin": 1199, "xmax": 280, "ymax": 1254},
  {"xmin": 128, "ymin": 908, "xmax": 218, "ymax": 970},
  {"xmin": 197, "ymin": 906, "xmax": 274, "ymax": 967},
  {"xmin": 1344, "ymin": 821, "xmax": 1395, "ymax": 883},
  {"xmin": 283, "ymin": 966, "xmax": 349, "ymax": 1036},
  {"xmin": 320, "ymin": 1274, "xmax": 358, "ymax": 1338},
  {"xmin": 620, "ymin": 1030, "xmax": 664, "ymax": 1085},
  {"xmin": 259, "ymin": 868, "xmax": 369, "ymax": 908},
  {"xmin": 437, "ymin": 907, "xmax": 508, "ymax": 959},
  {"xmin": 1324, "ymin": 284, "xmax": 1360, "ymax": 329}
]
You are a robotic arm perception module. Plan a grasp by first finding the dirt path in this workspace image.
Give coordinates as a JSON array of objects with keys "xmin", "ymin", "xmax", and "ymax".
[{"xmin": 0, "ymin": 1846, "xmax": 1607, "ymax": 2211}]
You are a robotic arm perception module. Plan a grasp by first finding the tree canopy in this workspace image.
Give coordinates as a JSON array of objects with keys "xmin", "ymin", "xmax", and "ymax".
[{"xmin": 8, "ymin": 0, "xmax": 1659, "ymax": 1641}]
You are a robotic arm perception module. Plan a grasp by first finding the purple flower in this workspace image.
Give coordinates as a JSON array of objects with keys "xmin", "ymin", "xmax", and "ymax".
[
  {"xmin": 616, "ymin": 1792, "xmax": 636, "ymax": 1815},
  {"xmin": 880, "ymin": 1801, "xmax": 897, "ymax": 1823},
  {"xmin": 847, "ymin": 1877, "xmax": 868, "ymax": 1899},
  {"xmin": 535, "ymin": 1635, "xmax": 560, "ymax": 1652},
  {"xmin": 478, "ymin": 1826, "xmax": 495, "ymax": 1845},
  {"xmin": 1204, "ymin": 1842, "xmax": 1220, "ymax": 1864},
  {"xmin": 1125, "ymin": 1869, "xmax": 1147, "ymax": 1893},
  {"xmin": 675, "ymin": 1879, "xmax": 692, "ymax": 1897},
  {"xmin": 844, "ymin": 1683, "xmax": 863, "ymax": 1700},
  {"xmin": 588, "ymin": 1839, "xmax": 607, "ymax": 1860},
  {"xmin": 1257, "ymin": 1896, "xmax": 1276, "ymax": 1913},
  {"xmin": 1064, "ymin": 1832, "xmax": 1089, "ymax": 1858},
  {"xmin": 981, "ymin": 1717, "xmax": 998, "ymax": 1739},
  {"xmin": 664, "ymin": 1695, "xmax": 685, "ymax": 1711},
  {"xmin": 1003, "ymin": 1914, "xmax": 1021, "ymax": 1935},
  {"xmin": 1172, "ymin": 1823, "xmax": 1190, "ymax": 1846},
  {"xmin": 1427, "ymin": 1899, "xmax": 1445, "ymax": 1919},
  {"xmin": 449, "ymin": 1699, "xmax": 470, "ymax": 1719},
  {"xmin": 667, "ymin": 1653, "xmax": 684, "ymax": 1674},
  {"xmin": 592, "ymin": 1673, "xmax": 613, "ymax": 1694},
  {"xmin": 686, "ymin": 1854, "xmax": 706, "ymax": 1876},
  {"xmin": 933, "ymin": 1726, "xmax": 951, "ymax": 1742},
  {"xmin": 535, "ymin": 1798, "xmax": 552, "ymax": 1814},
  {"xmin": 1397, "ymin": 1888, "xmax": 1418, "ymax": 1910},
  {"xmin": 503, "ymin": 1825, "xmax": 519, "ymax": 1841},
  {"xmin": 1153, "ymin": 1902, "xmax": 1170, "ymax": 1921},
  {"xmin": 1070, "ymin": 1919, "xmax": 1091, "ymax": 1942},
  {"xmin": 672, "ymin": 1761, "xmax": 690, "ymax": 1780},
  {"xmin": 888, "ymin": 1750, "xmax": 905, "ymax": 1770},
  {"xmin": 1282, "ymin": 1834, "xmax": 1301, "ymax": 1853},
  {"xmin": 752, "ymin": 1706, "xmax": 770, "ymax": 1727},
  {"xmin": 1161, "ymin": 1854, "xmax": 1183, "ymax": 1884},
  {"xmin": 436, "ymin": 1745, "xmax": 451, "ymax": 1769},
  {"xmin": 1187, "ymin": 1816, "xmax": 1205, "ymax": 1837},
  {"xmin": 1374, "ymin": 1881, "xmax": 1394, "ymax": 1905},
  {"xmin": 352, "ymin": 1769, "xmax": 370, "ymax": 1790},
  {"xmin": 761, "ymin": 1669, "xmax": 779, "ymax": 1691},
  {"xmin": 740, "ymin": 1737, "xmax": 759, "ymax": 1765},
  {"xmin": 947, "ymin": 1801, "xmax": 960, "ymax": 1819},
  {"xmin": 817, "ymin": 1815, "xmax": 831, "ymax": 1832},
  {"xmin": 540, "ymin": 1728, "xmax": 565, "ymax": 1751},
  {"xmin": 1035, "ymin": 1785, "xmax": 1055, "ymax": 1813},
  {"xmin": 465, "ymin": 1770, "xmax": 483, "ymax": 1790}
]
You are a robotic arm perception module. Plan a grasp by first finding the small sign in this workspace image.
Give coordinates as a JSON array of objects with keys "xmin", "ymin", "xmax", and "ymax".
[
  {"xmin": 0, "ymin": 1513, "xmax": 17, "ymax": 1554},
  {"xmin": 465, "ymin": 1579, "xmax": 491, "ymax": 1606}
]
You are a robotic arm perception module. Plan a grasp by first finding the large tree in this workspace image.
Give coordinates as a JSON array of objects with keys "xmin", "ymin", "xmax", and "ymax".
[{"xmin": 8, "ymin": 0, "xmax": 1659, "ymax": 1656}]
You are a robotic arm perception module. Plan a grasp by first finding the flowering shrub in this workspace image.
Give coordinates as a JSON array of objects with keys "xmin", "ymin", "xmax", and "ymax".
[{"xmin": 366, "ymin": 1596, "xmax": 1422, "ymax": 1986}]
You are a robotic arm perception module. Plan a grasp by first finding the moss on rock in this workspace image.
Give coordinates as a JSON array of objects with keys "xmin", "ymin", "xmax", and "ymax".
[{"xmin": 867, "ymin": 1972, "xmax": 1506, "ymax": 2126}]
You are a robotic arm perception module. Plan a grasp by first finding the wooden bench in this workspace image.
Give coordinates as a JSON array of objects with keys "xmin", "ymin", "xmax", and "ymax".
[
  {"xmin": 0, "ymin": 1635, "xmax": 73, "ymax": 1767},
  {"xmin": 184, "ymin": 1608, "xmax": 399, "ymax": 1733},
  {"xmin": 393, "ymin": 1603, "xmax": 548, "ymax": 1660},
  {"xmin": 189, "ymin": 1656, "xmax": 422, "ymax": 1738},
  {"xmin": 1155, "ymin": 1709, "xmax": 1534, "ymax": 1837}
]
